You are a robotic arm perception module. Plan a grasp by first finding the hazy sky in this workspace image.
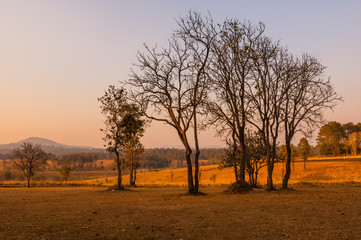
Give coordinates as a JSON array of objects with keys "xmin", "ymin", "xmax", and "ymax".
[{"xmin": 1, "ymin": 0, "xmax": 360, "ymax": 148}]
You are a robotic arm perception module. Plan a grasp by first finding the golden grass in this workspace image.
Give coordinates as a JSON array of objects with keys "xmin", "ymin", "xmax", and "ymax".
[
  {"xmin": 81, "ymin": 160, "xmax": 361, "ymax": 188},
  {"xmin": 2, "ymin": 160, "xmax": 361, "ymax": 188},
  {"xmin": 308, "ymin": 155, "xmax": 361, "ymax": 160}
]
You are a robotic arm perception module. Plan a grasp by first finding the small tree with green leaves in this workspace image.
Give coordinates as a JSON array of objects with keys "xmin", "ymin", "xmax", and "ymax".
[
  {"xmin": 58, "ymin": 165, "xmax": 71, "ymax": 184},
  {"xmin": 122, "ymin": 111, "xmax": 145, "ymax": 187},
  {"xmin": 245, "ymin": 131, "xmax": 267, "ymax": 188},
  {"xmin": 98, "ymin": 85, "xmax": 144, "ymax": 190},
  {"xmin": 297, "ymin": 138, "xmax": 311, "ymax": 169}
]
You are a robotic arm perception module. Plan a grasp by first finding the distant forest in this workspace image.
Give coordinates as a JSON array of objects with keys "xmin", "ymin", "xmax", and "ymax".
[
  {"xmin": 2, "ymin": 121, "xmax": 360, "ymax": 171},
  {"xmin": 54, "ymin": 148, "xmax": 224, "ymax": 170},
  {"xmin": 316, "ymin": 121, "xmax": 361, "ymax": 156},
  {"xmin": 0, "ymin": 148, "xmax": 225, "ymax": 170}
]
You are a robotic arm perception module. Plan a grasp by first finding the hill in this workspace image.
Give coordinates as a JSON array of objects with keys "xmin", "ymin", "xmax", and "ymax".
[{"xmin": 0, "ymin": 137, "xmax": 103, "ymax": 157}]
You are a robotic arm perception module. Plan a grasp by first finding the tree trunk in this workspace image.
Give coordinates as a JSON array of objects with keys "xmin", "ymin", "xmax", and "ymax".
[
  {"xmin": 193, "ymin": 110, "xmax": 200, "ymax": 193},
  {"xmin": 129, "ymin": 167, "xmax": 134, "ymax": 187},
  {"xmin": 177, "ymin": 128, "xmax": 195, "ymax": 194},
  {"xmin": 27, "ymin": 168, "xmax": 31, "ymax": 188},
  {"xmin": 129, "ymin": 146, "xmax": 135, "ymax": 187},
  {"xmin": 239, "ymin": 127, "xmax": 246, "ymax": 182},
  {"xmin": 266, "ymin": 159, "xmax": 274, "ymax": 190},
  {"xmin": 266, "ymin": 147, "xmax": 274, "ymax": 191},
  {"xmin": 115, "ymin": 151, "xmax": 122, "ymax": 190},
  {"xmin": 133, "ymin": 168, "xmax": 137, "ymax": 186},
  {"xmin": 255, "ymin": 171, "xmax": 258, "ymax": 188},
  {"xmin": 232, "ymin": 129, "xmax": 239, "ymax": 183},
  {"xmin": 27, "ymin": 175, "xmax": 31, "ymax": 188},
  {"xmin": 304, "ymin": 158, "xmax": 306, "ymax": 170},
  {"xmin": 185, "ymin": 148, "xmax": 195, "ymax": 194},
  {"xmin": 282, "ymin": 141, "xmax": 292, "ymax": 189},
  {"xmin": 194, "ymin": 149, "xmax": 200, "ymax": 193}
]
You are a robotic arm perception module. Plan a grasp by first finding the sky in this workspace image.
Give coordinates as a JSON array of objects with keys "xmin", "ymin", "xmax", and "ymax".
[{"xmin": 0, "ymin": 0, "xmax": 360, "ymax": 148}]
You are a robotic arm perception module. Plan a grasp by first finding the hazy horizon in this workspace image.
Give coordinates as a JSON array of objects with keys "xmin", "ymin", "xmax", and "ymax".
[{"xmin": 1, "ymin": 1, "xmax": 360, "ymax": 148}]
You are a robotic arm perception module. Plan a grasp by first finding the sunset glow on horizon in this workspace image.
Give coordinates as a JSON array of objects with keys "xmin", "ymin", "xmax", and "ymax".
[{"xmin": 1, "ymin": 0, "xmax": 360, "ymax": 148}]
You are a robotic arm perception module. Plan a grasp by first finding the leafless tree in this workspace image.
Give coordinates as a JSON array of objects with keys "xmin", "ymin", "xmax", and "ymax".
[
  {"xmin": 281, "ymin": 54, "xmax": 342, "ymax": 189},
  {"xmin": 12, "ymin": 142, "xmax": 47, "ymax": 188},
  {"xmin": 247, "ymin": 37, "xmax": 289, "ymax": 190},
  {"xmin": 128, "ymin": 11, "xmax": 215, "ymax": 194},
  {"xmin": 208, "ymin": 20, "xmax": 264, "ymax": 186}
]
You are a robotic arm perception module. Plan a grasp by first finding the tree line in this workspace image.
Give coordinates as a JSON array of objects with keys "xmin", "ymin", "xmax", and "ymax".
[{"xmin": 316, "ymin": 121, "xmax": 361, "ymax": 156}]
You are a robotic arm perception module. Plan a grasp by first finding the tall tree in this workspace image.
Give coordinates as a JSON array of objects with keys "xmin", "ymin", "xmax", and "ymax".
[
  {"xmin": 247, "ymin": 37, "xmax": 287, "ymax": 190},
  {"xmin": 174, "ymin": 11, "xmax": 216, "ymax": 193},
  {"xmin": 208, "ymin": 20, "xmax": 264, "ymax": 187},
  {"xmin": 316, "ymin": 121, "xmax": 344, "ymax": 156},
  {"xmin": 342, "ymin": 122, "xmax": 359, "ymax": 154},
  {"xmin": 123, "ymin": 112, "xmax": 145, "ymax": 187},
  {"xmin": 282, "ymin": 55, "xmax": 341, "ymax": 189},
  {"xmin": 128, "ymin": 11, "xmax": 215, "ymax": 194},
  {"xmin": 342, "ymin": 122, "xmax": 359, "ymax": 139},
  {"xmin": 348, "ymin": 132, "xmax": 360, "ymax": 156},
  {"xmin": 98, "ymin": 85, "xmax": 144, "ymax": 190},
  {"xmin": 12, "ymin": 142, "xmax": 47, "ymax": 188},
  {"xmin": 297, "ymin": 138, "xmax": 311, "ymax": 169}
]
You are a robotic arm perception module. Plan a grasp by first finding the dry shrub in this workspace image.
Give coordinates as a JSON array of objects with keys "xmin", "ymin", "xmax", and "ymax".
[{"xmin": 225, "ymin": 181, "xmax": 253, "ymax": 193}]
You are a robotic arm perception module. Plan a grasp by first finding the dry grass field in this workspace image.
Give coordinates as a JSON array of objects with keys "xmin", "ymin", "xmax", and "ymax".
[
  {"xmin": 1, "ymin": 185, "xmax": 361, "ymax": 240},
  {"xmin": 81, "ymin": 160, "xmax": 361, "ymax": 188},
  {"xmin": 1, "ymin": 159, "xmax": 361, "ymax": 188}
]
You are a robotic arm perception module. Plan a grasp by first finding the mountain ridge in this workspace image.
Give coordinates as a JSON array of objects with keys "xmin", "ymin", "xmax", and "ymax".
[
  {"xmin": 0, "ymin": 137, "xmax": 104, "ymax": 157},
  {"xmin": 0, "ymin": 137, "xmax": 96, "ymax": 150}
]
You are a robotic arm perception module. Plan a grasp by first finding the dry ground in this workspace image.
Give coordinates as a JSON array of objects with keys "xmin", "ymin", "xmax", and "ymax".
[{"xmin": 1, "ymin": 184, "xmax": 361, "ymax": 240}]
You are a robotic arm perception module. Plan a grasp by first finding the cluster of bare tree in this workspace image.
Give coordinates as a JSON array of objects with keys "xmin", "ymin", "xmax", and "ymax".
[{"xmin": 127, "ymin": 11, "xmax": 341, "ymax": 194}]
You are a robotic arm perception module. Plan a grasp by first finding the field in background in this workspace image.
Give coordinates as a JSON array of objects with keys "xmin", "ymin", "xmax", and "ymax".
[
  {"xmin": 2, "ymin": 159, "xmax": 361, "ymax": 188},
  {"xmin": 94, "ymin": 160, "xmax": 361, "ymax": 188}
]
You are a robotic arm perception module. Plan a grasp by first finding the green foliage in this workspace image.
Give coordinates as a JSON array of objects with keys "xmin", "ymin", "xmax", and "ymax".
[
  {"xmin": 58, "ymin": 165, "xmax": 71, "ymax": 183},
  {"xmin": 57, "ymin": 151, "xmax": 110, "ymax": 170},
  {"xmin": 348, "ymin": 132, "xmax": 361, "ymax": 155},
  {"xmin": 98, "ymin": 85, "xmax": 145, "ymax": 189},
  {"xmin": 98, "ymin": 85, "xmax": 144, "ymax": 154},
  {"xmin": 315, "ymin": 121, "xmax": 361, "ymax": 156},
  {"xmin": 245, "ymin": 131, "xmax": 267, "ymax": 187},
  {"xmin": 52, "ymin": 173, "xmax": 62, "ymax": 182},
  {"xmin": 33, "ymin": 173, "xmax": 46, "ymax": 181},
  {"xmin": 209, "ymin": 174, "xmax": 217, "ymax": 183},
  {"xmin": 317, "ymin": 121, "xmax": 345, "ymax": 156},
  {"xmin": 1, "ymin": 167, "xmax": 13, "ymax": 181},
  {"xmin": 298, "ymin": 138, "xmax": 311, "ymax": 161},
  {"xmin": 278, "ymin": 144, "xmax": 297, "ymax": 161}
]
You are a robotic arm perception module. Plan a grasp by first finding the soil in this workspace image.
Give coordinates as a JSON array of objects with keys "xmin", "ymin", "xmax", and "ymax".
[{"xmin": 0, "ymin": 184, "xmax": 361, "ymax": 239}]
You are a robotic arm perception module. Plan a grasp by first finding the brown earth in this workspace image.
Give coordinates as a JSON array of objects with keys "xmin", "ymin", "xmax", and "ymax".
[{"xmin": 0, "ymin": 184, "xmax": 361, "ymax": 240}]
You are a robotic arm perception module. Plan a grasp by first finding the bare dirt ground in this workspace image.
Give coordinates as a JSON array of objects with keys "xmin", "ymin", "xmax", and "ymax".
[{"xmin": 1, "ymin": 184, "xmax": 361, "ymax": 240}]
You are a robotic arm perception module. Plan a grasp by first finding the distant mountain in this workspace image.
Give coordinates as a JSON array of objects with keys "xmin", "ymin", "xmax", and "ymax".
[{"xmin": 0, "ymin": 137, "xmax": 103, "ymax": 157}]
